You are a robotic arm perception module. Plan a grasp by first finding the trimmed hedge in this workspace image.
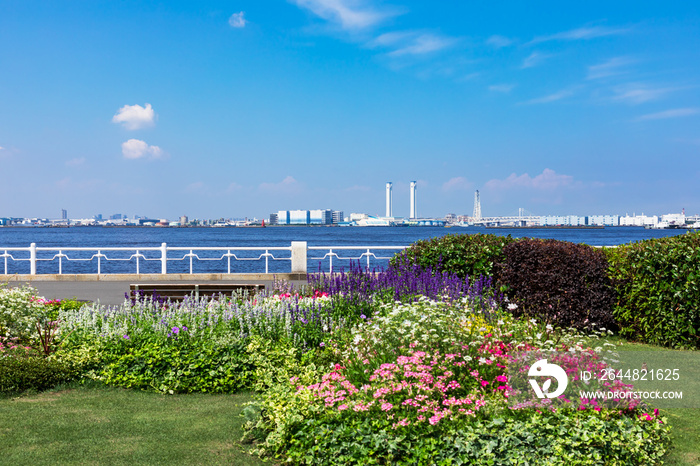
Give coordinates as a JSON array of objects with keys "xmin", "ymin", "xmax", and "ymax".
[
  {"xmin": 0, "ymin": 354, "xmax": 73, "ymax": 394},
  {"xmin": 607, "ymin": 232, "xmax": 700, "ymax": 349},
  {"xmin": 497, "ymin": 238, "xmax": 615, "ymax": 330},
  {"xmin": 389, "ymin": 233, "xmax": 515, "ymax": 279}
]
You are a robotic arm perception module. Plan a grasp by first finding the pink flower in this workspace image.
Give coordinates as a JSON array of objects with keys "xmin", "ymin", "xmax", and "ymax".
[{"xmin": 481, "ymin": 380, "xmax": 489, "ymax": 387}]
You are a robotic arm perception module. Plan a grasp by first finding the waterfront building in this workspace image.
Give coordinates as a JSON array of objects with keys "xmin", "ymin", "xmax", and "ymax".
[
  {"xmin": 275, "ymin": 209, "xmax": 335, "ymax": 225},
  {"xmin": 289, "ymin": 210, "xmax": 310, "ymax": 225},
  {"xmin": 277, "ymin": 210, "xmax": 290, "ymax": 225},
  {"xmin": 588, "ymin": 215, "xmax": 620, "ymax": 226},
  {"xmin": 310, "ymin": 209, "xmax": 333, "ymax": 225},
  {"xmin": 619, "ymin": 214, "xmax": 658, "ymax": 227},
  {"xmin": 332, "ymin": 211, "xmax": 344, "ymax": 224},
  {"xmin": 661, "ymin": 213, "xmax": 686, "ymax": 226}
]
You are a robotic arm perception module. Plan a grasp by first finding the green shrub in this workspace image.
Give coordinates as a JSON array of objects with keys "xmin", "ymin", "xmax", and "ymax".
[
  {"xmin": 95, "ymin": 333, "xmax": 254, "ymax": 394},
  {"xmin": 389, "ymin": 233, "xmax": 515, "ymax": 279},
  {"xmin": 497, "ymin": 239, "xmax": 615, "ymax": 330},
  {"xmin": 283, "ymin": 407, "xmax": 670, "ymax": 465},
  {"xmin": 607, "ymin": 232, "xmax": 700, "ymax": 349},
  {"xmin": 0, "ymin": 352, "xmax": 74, "ymax": 394}
]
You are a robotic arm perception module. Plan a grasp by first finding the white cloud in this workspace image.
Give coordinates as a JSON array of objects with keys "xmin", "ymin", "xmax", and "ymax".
[
  {"xmin": 185, "ymin": 182, "xmax": 205, "ymax": 193},
  {"xmin": 611, "ymin": 84, "xmax": 678, "ymax": 104},
  {"xmin": 259, "ymin": 175, "xmax": 303, "ymax": 193},
  {"xmin": 485, "ymin": 169, "xmax": 574, "ymax": 191},
  {"xmin": 636, "ymin": 108, "xmax": 700, "ymax": 121},
  {"xmin": 521, "ymin": 51, "xmax": 551, "ymax": 69},
  {"xmin": 370, "ymin": 31, "xmax": 457, "ymax": 57},
  {"xmin": 229, "ymin": 12, "xmax": 247, "ymax": 28},
  {"xmin": 529, "ymin": 25, "xmax": 629, "ymax": 45},
  {"xmin": 587, "ymin": 56, "xmax": 634, "ymax": 80},
  {"xmin": 121, "ymin": 139, "xmax": 165, "ymax": 160},
  {"xmin": 66, "ymin": 157, "xmax": 86, "ymax": 167},
  {"xmin": 442, "ymin": 177, "xmax": 472, "ymax": 192},
  {"xmin": 291, "ymin": 0, "xmax": 398, "ymax": 30},
  {"xmin": 486, "ymin": 35, "xmax": 513, "ymax": 48},
  {"xmin": 523, "ymin": 89, "xmax": 574, "ymax": 105},
  {"xmin": 226, "ymin": 182, "xmax": 244, "ymax": 192},
  {"xmin": 0, "ymin": 146, "xmax": 4, "ymax": 151},
  {"xmin": 488, "ymin": 84, "xmax": 514, "ymax": 93},
  {"xmin": 112, "ymin": 103, "xmax": 156, "ymax": 130}
]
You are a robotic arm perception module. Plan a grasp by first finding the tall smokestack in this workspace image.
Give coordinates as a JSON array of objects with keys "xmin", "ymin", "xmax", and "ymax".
[
  {"xmin": 385, "ymin": 182, "xmax": 393, "ymax": 217},
  {"xmin": 409, "ymin": 181, "xmax": 417, "ymax": 219}
]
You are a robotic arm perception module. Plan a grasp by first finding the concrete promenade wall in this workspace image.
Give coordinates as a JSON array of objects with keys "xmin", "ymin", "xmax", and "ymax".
[{"xmin": 1, "ymin": 273, "xmax": 308, "ymax": 306}]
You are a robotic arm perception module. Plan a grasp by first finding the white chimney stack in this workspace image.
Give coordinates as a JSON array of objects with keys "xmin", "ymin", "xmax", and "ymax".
[
  {"xmin": 409, "ymin": 181, "xmax": 417, "ymax": 219},
  {"xmin": 385, "ymin": 182, "xmax": 393, "ymax": 217}
]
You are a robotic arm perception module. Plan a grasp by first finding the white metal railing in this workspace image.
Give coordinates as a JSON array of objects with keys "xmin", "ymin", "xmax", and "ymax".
[
  {"xmin": 308, "ymin": 246, "xmax": 406, "ymax": 272},
  {"xmin": 0, "ymin": 242, "xmax": 408, "ymax": 275}
]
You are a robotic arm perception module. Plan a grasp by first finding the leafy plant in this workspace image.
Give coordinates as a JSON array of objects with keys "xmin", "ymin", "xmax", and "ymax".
[
  {"xmin": 0, "ymin": 350, "xmax": 74, "ymax": 394},
  {"xmin": 606, "ymin": 232, "xmax": 700, "ymax": 349},
  {"xmin": 388, "ymin": 233, "xmax": 515, "ymax": 279},
  {"xmin": 497, "ymin": 238, "xmax": 615, "ymax": 330}
]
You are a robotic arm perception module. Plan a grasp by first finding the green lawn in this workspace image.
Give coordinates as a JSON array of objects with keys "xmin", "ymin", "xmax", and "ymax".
[
  {"xmin": 613, "ymin": 340, "xmax": 700, "ymax": 465},
  {"xmin": 0, "ymin": 385, "xmax": 263, "ymax": 466}
]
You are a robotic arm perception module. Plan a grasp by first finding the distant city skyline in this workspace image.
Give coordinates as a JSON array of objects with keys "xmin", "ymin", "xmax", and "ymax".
[{"xmin": 1, "ymin": 1, "xmax": 699, "ymax": 219}]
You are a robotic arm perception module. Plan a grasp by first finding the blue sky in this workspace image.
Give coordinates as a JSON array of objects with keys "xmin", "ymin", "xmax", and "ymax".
[{"xmin": 1, "ymin": 1, "xmax": 699, "ymax": 220}]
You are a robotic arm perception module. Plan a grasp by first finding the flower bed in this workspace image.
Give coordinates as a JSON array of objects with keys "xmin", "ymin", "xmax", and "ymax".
[{"xmin": 0, "ymin": 273, "xmax": 673, "ymax": 463}]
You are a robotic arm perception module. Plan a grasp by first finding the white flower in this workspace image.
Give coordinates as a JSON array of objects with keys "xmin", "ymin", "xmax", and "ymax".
[
  {"xmin": 507, "ymin": 303, "xmax": 518, "ymax": 311},
  {"xmin": 545, "ymin": 324, "xmax": 553, "ymax": 331}
]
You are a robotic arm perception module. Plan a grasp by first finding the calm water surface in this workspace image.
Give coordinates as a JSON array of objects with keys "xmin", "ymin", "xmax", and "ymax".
[{"xmin": 0, "ymin": 226, "xmax": 690, "ymax": 275}]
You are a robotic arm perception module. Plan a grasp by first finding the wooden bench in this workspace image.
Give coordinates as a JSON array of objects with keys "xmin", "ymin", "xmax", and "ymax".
[{"xmin": 129, "ymin": 283, "xmax": 265, "ymax": 301}]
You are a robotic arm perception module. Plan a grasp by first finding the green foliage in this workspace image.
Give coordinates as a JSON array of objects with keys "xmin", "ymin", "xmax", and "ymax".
[
  {"xmin": 389, "ymin": 233, "xmax": 515, "ymax": 279},
  {"xmin": 282, "ymin": 408, "xmax": 671, "ymax": 465},
  {"xmin": 607, "ymin": 232, "xmax": 700, "ymax": 349},
  {"xmin": 497, "ymin": 238, "xmax": 615, "ymax": 330},
  {"xmin": 0, "ymin": 351, "xmax": 74, "ymax": 394},
  {"xmin": 241, "ymin": 336, "xmax": 327, "ymax": 457},
  {"xmin": 95, "ymin": 333, "xmax": 254, "ymax": 394}
]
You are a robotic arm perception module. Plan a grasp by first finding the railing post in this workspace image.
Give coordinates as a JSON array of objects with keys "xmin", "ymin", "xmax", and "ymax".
[
  {"xmin": 59, "ymin": 250, "xmax": 62, "ymax": 275},
  {"xmin": 30, "ymin": 243, "xmax": 37, "ymax": 275},
  {"xmin": 161, "ymin": 243, "xmax": 167, "ymax": 274},
  {"xmin": 291, "ymin": 241, "xmax": 307, "ymax": 274},
  {"xmin": 136, "ymin": 250, "xmax": 140, "ymax": 274}
]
